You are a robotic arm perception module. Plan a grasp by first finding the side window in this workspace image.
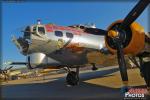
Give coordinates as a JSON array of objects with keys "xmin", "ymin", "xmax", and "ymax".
[
  {"xmin": 38, "ymin": 27, "xmax": 45, "ymax": 35},
  {"xmin": 66, "ymin": 32, "xmax": 73, "ymax": 38},
  {"xmin": 55, "ymin": 31, "xmax": 63, "ymax": 37}
]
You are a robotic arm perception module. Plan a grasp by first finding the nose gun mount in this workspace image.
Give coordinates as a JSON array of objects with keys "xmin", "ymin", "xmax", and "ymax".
[{"xmin": 12, "ymin": 35, "xmax": 29, "ymax": 55}]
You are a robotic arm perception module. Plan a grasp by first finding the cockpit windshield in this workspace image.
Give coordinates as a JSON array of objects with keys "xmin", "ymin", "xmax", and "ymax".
[
  {"xmin": 24, "ymin": 26, "xmax": 31, "ymax": 39},
  {"xmin": 33, "ymin": 26, "xmax": 36, "ymax": 33},
  {"xmin": 32, "ymin": 26, "xmax": 45, "ymax": 35},
  {"xmin": 38, "ymin": 26, "xmax": 45, "ymax": 35}
]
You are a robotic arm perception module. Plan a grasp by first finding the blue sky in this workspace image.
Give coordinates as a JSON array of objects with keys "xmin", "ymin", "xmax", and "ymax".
[{"xmin": 1, "ymin": 1, "xmax": 149, "ymax": 68}]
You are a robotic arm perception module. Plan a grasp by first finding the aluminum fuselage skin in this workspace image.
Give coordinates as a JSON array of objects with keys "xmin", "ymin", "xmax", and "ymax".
[{"xmin": 13, "ymin": 24, "xmax": 106, "ymax": 68}]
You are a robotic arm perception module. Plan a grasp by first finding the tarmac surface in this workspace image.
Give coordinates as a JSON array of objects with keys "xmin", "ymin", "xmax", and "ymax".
[{"xmin": 1, "ymin": 66, "xmax": 150, "ymax": 100}]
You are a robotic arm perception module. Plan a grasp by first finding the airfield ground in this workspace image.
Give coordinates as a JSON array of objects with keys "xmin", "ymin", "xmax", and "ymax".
[{"xmin": 1, "ymin": 66, "xmax": 150, "ymax": 100}]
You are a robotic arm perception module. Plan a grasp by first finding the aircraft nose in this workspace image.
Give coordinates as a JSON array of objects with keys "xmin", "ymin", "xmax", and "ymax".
[{"xmin": 12, "ymin": 36, "xmax": 29, "ymax": 55}]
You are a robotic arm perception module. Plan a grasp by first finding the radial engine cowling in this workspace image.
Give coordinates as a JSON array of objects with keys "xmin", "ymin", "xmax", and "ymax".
[
  {"xmin": 105, "ymin": 20, "xmax": 145, "ymax": 55},
  {"xmin": 27, "ymin": 53, "xmax": 48, "ymax": 69}
]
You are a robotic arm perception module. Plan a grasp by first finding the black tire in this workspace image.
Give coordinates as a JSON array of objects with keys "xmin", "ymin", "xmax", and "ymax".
[
  {"xmin": 141, "ymin": 61, "xmax": 150, "ymax": 87},
  {"xmin": 66, "ymin": 71, "xmax": 79, "ymax": 86}
]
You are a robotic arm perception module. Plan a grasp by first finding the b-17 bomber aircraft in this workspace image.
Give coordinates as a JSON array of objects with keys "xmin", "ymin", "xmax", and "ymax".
[{"xmin": 11, "ymin": 0, "xmax": 150, "ymax": 91}]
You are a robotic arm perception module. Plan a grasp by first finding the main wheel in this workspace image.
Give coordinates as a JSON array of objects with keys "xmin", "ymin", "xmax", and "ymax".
[{"xmin": 66, "ymin": 71, "xmax": 79, "ymax": 86}]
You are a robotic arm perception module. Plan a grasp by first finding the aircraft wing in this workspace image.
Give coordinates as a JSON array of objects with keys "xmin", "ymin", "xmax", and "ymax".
[
  {"xmin": 9, "ymin": 62, "xmax": 27, "ymax": 65},
  {"xmin": 4, "ymin": 61, "xmax": 27, "ymax": 65}
]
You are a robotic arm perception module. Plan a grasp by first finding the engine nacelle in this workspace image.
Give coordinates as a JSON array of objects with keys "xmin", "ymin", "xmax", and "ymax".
[
  {"xmin": 27, "ymin": 53, "xmax": 48, "ymax": 69},
  {"xmin": 105, "ymin": 20, "xmax": 145, "ymax": 55},
  {"xmin": 26, "ymin": 53, "xmax": 60, "ymax": 69}
]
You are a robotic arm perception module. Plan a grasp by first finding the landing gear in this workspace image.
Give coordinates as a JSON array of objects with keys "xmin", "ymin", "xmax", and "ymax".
[
  {"xmin": 137, "ymin": 54, "xmax": 150, "ymax": 88},
  {"xmin": 91, "ymin": 63, "xmax": 98, "ymax": 71},
  {"xmin": 129, "ymin": 54, "xmax": 150, "ymax": 90},
  {"xmin": 66, "ymin": 67, "xmax": 79, "ymax": 86},
  {"xmin": 141, "ymin": 61, "xmax": 150, "ymax": 88}
]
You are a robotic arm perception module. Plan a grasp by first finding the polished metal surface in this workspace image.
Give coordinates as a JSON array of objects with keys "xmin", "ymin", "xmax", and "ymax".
[{"xmin": 12, "ymin": 24, "xmax": 107, "ymax": 68}]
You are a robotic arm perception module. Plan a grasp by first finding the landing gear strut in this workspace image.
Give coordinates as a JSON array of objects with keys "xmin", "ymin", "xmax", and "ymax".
[
  {"xmin": 66, "ymin": 67, "xmax": 79, "ymax": 86},
  {"xmin": 91, "ymin": 63, "xmax": 98, "ymax": 71},
  {"xmin": 131, "ymin": 53, "xmax": 150, "ymax": 92},
  {"xmin": 139, "ymin": 58, "xmax": 150, "ymax": 89}
]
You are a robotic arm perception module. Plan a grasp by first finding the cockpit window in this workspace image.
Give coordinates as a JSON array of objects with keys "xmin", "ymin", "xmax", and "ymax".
[
  {"xmin": 38, "ymin": 27, "xmax": 45, "ymax": 35},
  {"xmin": 55, "ymin": 31, "xmax": 63, "ymax": 37},
  {"xmin": 33, "ymin": 26, "xmax": 36, "ymax": 32},
  {"xmin": 24, "ymin": 26, "xmax": 31, "ymax": 39}
]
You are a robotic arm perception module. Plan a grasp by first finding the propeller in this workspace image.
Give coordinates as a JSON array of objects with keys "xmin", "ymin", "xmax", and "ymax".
[
  {"xmin": 108, "ymin": 0, "xmax": 149, "ymax": 82},
  {"xmin": 107, "ymin": 0, "xmax": 149, "ymax": 84},
  {"xmin": 84, "ymin": 0, "xmax": 149, "ymax": 84}
]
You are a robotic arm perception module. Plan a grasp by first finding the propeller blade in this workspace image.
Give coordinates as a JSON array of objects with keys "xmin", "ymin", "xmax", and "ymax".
[
  {"xmin": 2, "ymin": 66, "xmax": 13, "ymax": 72},
  {"xmin": 116, "ymin": 40, "xmax": 128, "ymax": 82},
  {"xmin": 119, "ymin": 0, "xmax": 149, "ymax": 29},
  {"xmin": 6, "ymin": 66, "xmax": 13, "ymax": 70}
]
